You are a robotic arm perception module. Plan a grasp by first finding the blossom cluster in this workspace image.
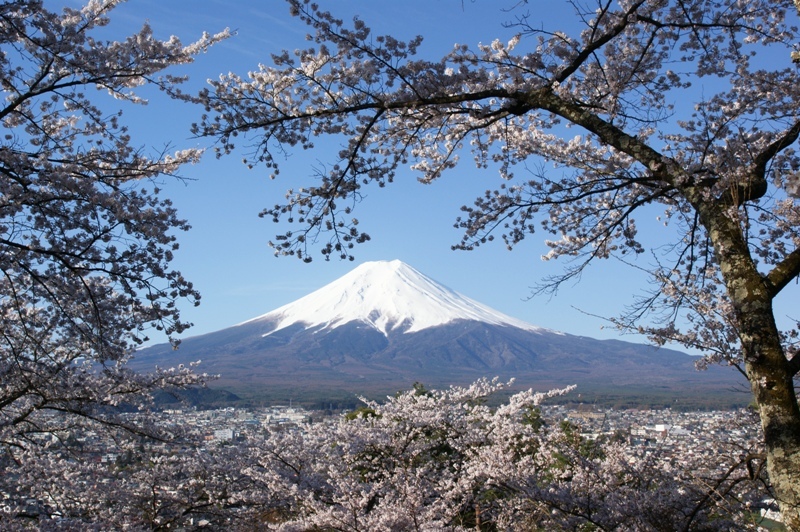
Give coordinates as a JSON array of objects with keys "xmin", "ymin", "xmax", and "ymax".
[{"xmin": 0, "ymin": 379, "xmax": 770, "ymax": 530}]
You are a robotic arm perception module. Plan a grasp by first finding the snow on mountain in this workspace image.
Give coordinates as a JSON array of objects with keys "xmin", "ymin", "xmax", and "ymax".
[{"xmin": 242, "ymin": 259, "xmax": 548, "ymax": 336}]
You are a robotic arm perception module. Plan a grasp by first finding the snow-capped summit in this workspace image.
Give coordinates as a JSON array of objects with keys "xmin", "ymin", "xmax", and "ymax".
[{"xmin": 243, "ymin": 259, "xmax": 544, "ymax": 336}]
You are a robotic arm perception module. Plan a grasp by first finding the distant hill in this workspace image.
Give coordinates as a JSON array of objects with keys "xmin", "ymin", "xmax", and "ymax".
[
  {"xmin": 132, "ymin": 260, "xmax": 745, "ymax": 408},
  {"xmin": 151, "ymin": 387, "xmax": 242, "ymax": 408}
]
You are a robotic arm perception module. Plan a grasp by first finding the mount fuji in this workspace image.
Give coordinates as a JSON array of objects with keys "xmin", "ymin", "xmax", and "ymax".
[{"xmin": 133, "ymin": 260, "xmax": 742, "ymax": 406}]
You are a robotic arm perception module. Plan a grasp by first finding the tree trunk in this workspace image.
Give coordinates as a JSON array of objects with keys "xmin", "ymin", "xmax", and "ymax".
[
  {"xmin": 700, "ymin": 202, "xmax": 800, "ymax": 529},
  {"xmin": 743, "ymin": 321, "xmax": 800, "ymax": 530},
  {"xmin": 687, "ymin": 196, "xmax": 800, "ymax": 532}
]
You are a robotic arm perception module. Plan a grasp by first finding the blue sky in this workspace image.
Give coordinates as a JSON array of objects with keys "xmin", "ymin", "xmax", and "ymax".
[{"xmin": 68, "ymin": 0, "xmax": 797, "ymax": 351}]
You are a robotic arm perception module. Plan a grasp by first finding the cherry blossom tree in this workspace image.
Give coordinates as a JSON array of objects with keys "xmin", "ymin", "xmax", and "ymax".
[
  {"xmin": 0, "ymin": 0, "xmax": 226, "ymax": 524},
  {"xmin": 235, "ymin": 379, "xmax": 766, "ymax": 530},
  {"xmin": 1, "ymin": 377, "xmax": 766, "ymax": 529},
  {"xmin": 196, "ymin": 0, "xmax": 800, "ymax": 525}
]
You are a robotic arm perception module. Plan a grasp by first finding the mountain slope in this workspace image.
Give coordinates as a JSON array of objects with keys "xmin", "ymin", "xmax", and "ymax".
[{"xmin": 133, "ymin": 260, "xmax": 742, "ymax": 404}]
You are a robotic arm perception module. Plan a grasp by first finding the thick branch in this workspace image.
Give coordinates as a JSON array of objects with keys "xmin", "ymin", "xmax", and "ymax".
[
  {"xmin": 753, "ymin": 120, "xmax": 800, "ymax": 179},
  {"xmin": 522, "ymin": 88, "xmax": 674, "ymax": 182},
  {"xmin": 724, "ymin": 119, "xmax": 800, "ymax": 205},
  {"xmin": 765, "ymin": 246, "xmax": 800, "ymax": 298}
]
